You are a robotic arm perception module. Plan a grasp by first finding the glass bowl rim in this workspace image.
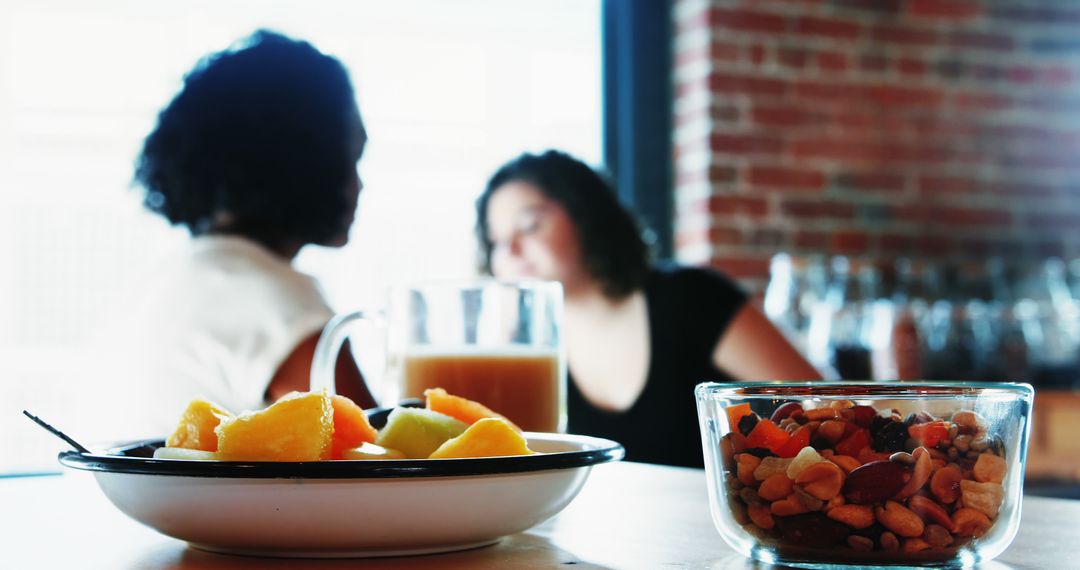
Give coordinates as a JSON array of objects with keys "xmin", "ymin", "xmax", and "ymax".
[{"xmin": 695, "ymin": 380, "xmax": 1034, "ymax": 401}]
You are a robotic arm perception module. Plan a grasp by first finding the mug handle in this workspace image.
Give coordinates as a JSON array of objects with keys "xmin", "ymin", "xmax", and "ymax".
[{"xmin": 310, "ymin": 310, "xmax": 383, "ymax": 396}]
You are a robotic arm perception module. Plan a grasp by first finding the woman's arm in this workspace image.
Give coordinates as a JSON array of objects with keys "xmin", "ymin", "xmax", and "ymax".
[
  {"xmin": 265, "ymin": 332, "xmax": 379, "ymax": 408},
  {"xmin": 713, "ymin": 304, "xmax": 823, "ymax": 381}
]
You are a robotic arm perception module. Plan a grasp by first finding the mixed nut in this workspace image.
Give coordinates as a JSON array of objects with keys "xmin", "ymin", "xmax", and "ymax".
[{"xmin": 720, "ymin": 400, "xmax": 1009, "ymax": 558}]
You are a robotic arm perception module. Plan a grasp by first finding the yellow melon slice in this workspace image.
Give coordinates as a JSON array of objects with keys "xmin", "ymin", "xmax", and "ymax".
[
  {"xmin": 166, "ymin": 399, "xmax": 232, "ymax": 452},
  {"xmin": 216, "ymin": 391, "xmax": 333, "ymax": 461},
  {"xmin": 428, "ymin": 417, "xmax": 535, "ymax": 459}
]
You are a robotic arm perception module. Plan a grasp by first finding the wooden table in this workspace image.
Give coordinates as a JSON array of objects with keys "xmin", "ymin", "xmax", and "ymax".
[{"xmin": 5, "ymin": 461, "xmax": 1077, "ymax": 569}]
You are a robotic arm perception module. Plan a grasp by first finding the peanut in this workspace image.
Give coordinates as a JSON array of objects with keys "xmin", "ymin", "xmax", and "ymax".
[
  {"xmin": 952, "ymin": 410, "xmax": 986, "ymax": 433},
  {"xmin": 830, "ymin": 454, "xmax": 861, "ymax": 474},
  {"xmin": 953, "ymin": 434, "xmax": 972, "ymax": 452},
  {"xmin": 952, "ymin": 507, "xmax": 992, "ymax": 538},
  {"xmin": 737, "ymin": 453, "xmax": 762, "ymax": 487},
  {"xmin": 826, "ymin": 494, "xmax": 845, "ymax": 511},
  {"xmin": 880, "ymin": 531, "xmax": 900, "ymax": 552},
  {"xmin": 729, "ymin": 497, "xmax": 749, "ymax": 525},
  {"xmin": 796, "ymin": 460, "xmax": 845, "ymax": 501},
  {"xmin": 930, "ymin": 464, "xmax": 963, "ymax": 504},
  {"xmin": 739, "ymin": 487, "xmax": 760, "ymax": 505},
  {"xmin": 770, "ymin": 496, "xmax": 810, "ymax": 517},
  {"xmin": 793, "ymin": 486, "xmax": 824, "ymax": 511},
  {"xmin": 960, "ymin": 479, "xmax": 1004, "ymax": 518},
  {"xmin": 830, "ymin": 399, "xmax": 856, "ymax": 410},
  {"xmin": 875, "ymin": 500, "xmax": 925, "ymax": 538},
  {"xmin": 819, "ymin": 420, "xmax": 846, "ymax": 443},
  {"xmin": 827, "ymin": 504, "xmax": 875, "ymax": 529},
  {"xmin": 894, "ymin": 447, "xmax": 932, "ymax": 500},
  {"xmin": 908, "ymin": 494, "xmax": 954, "ymax": 531},
  {"xmin": 754, "ymin": 456, "xmax": 793, "ymax": 481},
  {"xmin": 747, "ymin": 502, "xmax": 774, "ymax": 529},
  {"xmin": 805, "ymin": 407, "xmax": 841, "ymax": 421},
  {"xmin": 971, "ymin": 435, "xmax": 990, "ymax": 452},
  {"xmin": 974, "ymin": 452, "xmax": 1007, "ymax": 484},
  {"xmin": 847, "ymin": 535, "xmax": 874, "ymax": 551},
  {"xmin": 902, "ymin": 537, "xmax": 931, "ymax": 553},
  {"xmin": 924, "ymin": 524, "xmax": 954, "ymax": 547},
  {"xmin": 757, "ymin": 473, "xmax": 795, "ymax": 502}
]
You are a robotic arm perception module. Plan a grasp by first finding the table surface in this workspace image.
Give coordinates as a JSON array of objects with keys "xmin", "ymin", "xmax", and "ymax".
[{"xmin": 5, "ymin": 461, "xmax": 1077, "ymax": 569}]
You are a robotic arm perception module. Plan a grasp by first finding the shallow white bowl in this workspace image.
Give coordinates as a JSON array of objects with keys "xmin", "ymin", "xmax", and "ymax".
[{"xmin": 59, "ymin": 433, "xmax": 623, "ymax": 558}]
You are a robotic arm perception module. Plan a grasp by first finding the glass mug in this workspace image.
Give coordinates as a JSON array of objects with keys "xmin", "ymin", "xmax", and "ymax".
[{"xmin": 311, "ymin": 279, "xmax": 567, "ymax": 433}]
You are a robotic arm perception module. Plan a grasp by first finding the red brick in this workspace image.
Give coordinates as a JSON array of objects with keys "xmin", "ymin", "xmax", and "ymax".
[
  {"xmin": 879, "ymin": 233, "xmax": 915, "ymax": 254},
  {"xmin": 710, "ymin": 164, "xmax": 738, "ymax": 184},
  {"xmin": 831, "ymin": 231, "xmax": 870, "ymax": 254},
  {"xmin": 751, "ymin": 105, "xmax": 819, "ymax": 127},
  {"xmin": 709, "ymin": 72, "xmax": 788, "ymax": 97},
  {"xmin": 897, "ymin": 58, "xmax": 927, "ymax": 76},
  {"xmin": 939, "ymin": 207, "xmax": 1012, "ymax": 227},
  {"xmin": 954, "ymin": 92, "xmax": 1012, "ymax": 111},
  {"xmin": 748, "ymin": 44, "xmax": 770, "ymax": 66},
  {"xmin": 709, "ymin": 8, "xmax": 787, "ymax": 34},
  {"xmin": 795, "ymin": 80, "xmax": 862, "ymax": 101},
  {"xmin": 795, "ymin": 231, "xmax": 830, "ymax": 250},
  {"xmin": 984, "ymin": 181, "xmax": 1057, "ymax": 198},
  {"xmin": 782, "ymin": 199, "xmax": 854, "ymax": 218},
  {"xmin": 749, "ymin": 227, "xmax": 786, "ymax": 248},
  {"xmin": 710, "ymin": 227, "xmax": 743, "ymax": 246},
  {"xmin": 750, "ymin": 166, "xmax": 827, "ymax": 191},
  {"xmin": 907, "ymin": 0, "xmax": 980, "ymax": 20},
  {"xmin": 793, "ymin": 16, "xmax": 861, "ymax": 40},
  {"xmin": 707, "ymin": 195, "xmax": 769, "ymax": 217},
  {"xmin": 872, "ymin": 25, "xmax": 939, "ymax": 47},
  {"xmin": 860, "ymin": 54, "xmax": 890, "ymax": 72},
  {"xmin": 817, "ymin": 51, "xmax": 849, "ymax": 72},
  {"xmin": 678, "ymin": 164, "xmax": 735, "ymax": 186},
  {"xmin": 835, "ymin": 171, "xmax": 906, "ymax": 192},
  {"xmin": 866, "ymin": 85, "xmax": 945, "ymax": 107},
  {"xmin": 949, "ymin": 31, "xmax": 1015, "ymax": 52},
  {"xmin": 919, "ymin": 175, "xmax": 980, "ymax": 195},
  {"xmin": 778, "ymin": 47, "xmax": 809, "ymax": 69},
  {"xmin": 790, "ymin": 138, "xmax": 951, "ymax": 164},
  {"xmin": 709, "ymin": 255, "xmax": 772, "ymax": 279},
  {"xmin": 710, "ymin": 133, "xmax": 784, "ymax": 155},
  {"xmin": 894, "ymin": 204, "xmax": 933, "ymax": 223},
  {"xmin": 916, "ymin": 234, "xmax": 952, "ymax": 256}
]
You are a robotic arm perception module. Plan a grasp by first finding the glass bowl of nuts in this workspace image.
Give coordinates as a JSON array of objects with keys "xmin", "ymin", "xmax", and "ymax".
[{"xmin": 696, "ymin": 381, "xmax": 1033, "ymax": 568}]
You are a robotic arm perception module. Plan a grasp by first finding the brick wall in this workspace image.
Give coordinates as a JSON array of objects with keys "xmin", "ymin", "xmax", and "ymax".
[{"xmin": 673, "ymin": 0, "xmax": 1080, "ymax": 291}]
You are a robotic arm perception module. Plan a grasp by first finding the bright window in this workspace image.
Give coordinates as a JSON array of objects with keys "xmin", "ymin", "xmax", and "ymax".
[{"xmin": 0, "ymin": 0, "xmax": 601, "ymax": 473}]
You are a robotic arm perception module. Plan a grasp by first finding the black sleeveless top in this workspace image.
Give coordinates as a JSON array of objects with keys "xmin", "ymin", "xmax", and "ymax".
[{"xmin": 566, "ymin": 264, "xmax": 747, "ymax": 468}]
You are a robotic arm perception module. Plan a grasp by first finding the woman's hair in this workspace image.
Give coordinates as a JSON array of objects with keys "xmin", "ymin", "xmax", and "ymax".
[
  {"xmin": 135, "ymin": 30, "xmax": 363, "ymax": 250},
  {"xmin": 476, "ymin": 150, "xmax": 650, "ymax": 299}
]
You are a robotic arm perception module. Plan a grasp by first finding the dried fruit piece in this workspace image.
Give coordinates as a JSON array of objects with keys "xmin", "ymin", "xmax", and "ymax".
[
  {"xmin": 829, "ymin": 454, "xmax": 861, "ymax": 474},
  {"xmin": 974, "ymin": 452, "xmax": 1007, "ymax": 484},
  {"xmin": 953, "ymin": 507, "xmax": 992, "ymax": 537},
  {"xmin": 834, "ymin": 427, "xmax": 870, "ymax": 457},
  {"xmin": 931, "ymin": 464, "xmax": 963, "ymax": 504},
  {"xmin": 745, "ymin": 418, "xmax": 791, "ymax": 453},
  {"xmin": 844, "ymin": 460, "xmax": 907, "ymax": 504},
  {"xmin": 725, "ymin": 403, "xmax": 754, "ymax": 430},
  {"xmin": 774, "ymin": 425, "xmax": 811, "ymax": 459},
  {"xmin": 771, "ymin": 496, "xmax": 810, "ymax": 517},
  {"xmin": 754, "ymin": 456, "xmax": 794, "ymax": 481},
  {"xmin": 787, "ymin": 446, "xmax": 825, "ymax": 480},
  {"xmin": 960, "ymin": 479, "xmax": 1005, "ymax": 518},
  {"xmin": 907, "ymin": 420, "xmax": 951, "ymax": 448},
  {"xmin": 747, "ymin": 502, "xmax": 775, "ymax": 529}
]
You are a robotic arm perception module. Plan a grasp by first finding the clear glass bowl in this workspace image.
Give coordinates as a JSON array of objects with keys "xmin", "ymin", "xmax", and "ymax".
[{"xmin": 696, "ymin": 381, "xmax": 1033, "ymax": 569}]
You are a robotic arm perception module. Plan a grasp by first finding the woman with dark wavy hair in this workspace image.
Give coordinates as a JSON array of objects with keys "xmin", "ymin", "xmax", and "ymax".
[
  {"xmin": 129, "ymin": 30, "xmax": 376, "ymax": 423},
  {"xmin": 476, "ymin": 150, "xmax": 820, "ymax": 467}
]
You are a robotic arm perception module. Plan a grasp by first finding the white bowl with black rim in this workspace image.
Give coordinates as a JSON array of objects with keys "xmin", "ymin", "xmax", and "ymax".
[{"xmin": 59, "ymin": 432, "xmax": 623, "ymax": 558}]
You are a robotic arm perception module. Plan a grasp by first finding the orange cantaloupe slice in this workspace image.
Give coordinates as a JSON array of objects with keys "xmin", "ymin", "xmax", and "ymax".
[
  {"xmin": 166, "ymin": 399, "xmax": 232, "ymax": 452},
  {"xmin": 428, "ymin": 417, "xmax": 535, "ymax": 459},
  {"xmin": 216, "ymin": 391, "xmax": 333, "ymax": 461},
  {"xmin": 424, "ymin": 387, "xmax": 521, "ymax": 432},
  {"xmin": 330, "ymin": 394, "xmax": 379, "ymax": 459}
]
